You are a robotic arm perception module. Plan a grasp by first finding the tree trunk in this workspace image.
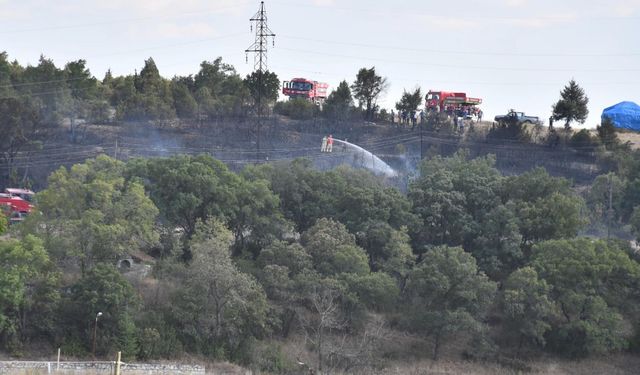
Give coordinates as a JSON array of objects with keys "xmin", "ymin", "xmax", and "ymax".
[
  {"xmin": 318, "ymin": 326, "xmax": 323, "ymax": 374},
  {"xmin": 433, "ymin": 332, "xmax": 441, "ymax": 361}
]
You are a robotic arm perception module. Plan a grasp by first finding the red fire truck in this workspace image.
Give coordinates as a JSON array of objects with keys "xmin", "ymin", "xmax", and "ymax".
[
  {"xmin": 0, "ymin": 188, "xmax": 35, "ymax": 224},
  {"xmin": 425, "ymin": 90, "xmax": 482, "ymax": 113},
  {"xmin": 282, "ymin": 78, "xmax": 329, "ymax": 105}
]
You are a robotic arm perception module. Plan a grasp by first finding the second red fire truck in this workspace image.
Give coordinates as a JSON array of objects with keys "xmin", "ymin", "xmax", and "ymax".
[{"xmin": 282, "ymin": 78, "xmax": 329, "ymax": 105}]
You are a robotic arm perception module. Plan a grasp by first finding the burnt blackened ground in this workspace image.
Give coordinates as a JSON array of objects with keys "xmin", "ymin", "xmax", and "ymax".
[{"xmin": 7, "ymin": 116, "xmax": 602, "ymax": 191}]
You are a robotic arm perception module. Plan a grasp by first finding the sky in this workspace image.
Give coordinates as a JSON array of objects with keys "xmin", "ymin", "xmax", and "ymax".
[{"xmin": 1, "ymin": 0, "xmax": 639, "ymax": 127}]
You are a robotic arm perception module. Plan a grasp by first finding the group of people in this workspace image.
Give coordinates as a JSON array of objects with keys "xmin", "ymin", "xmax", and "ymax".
[
  {"xmin": 391, "ymin": 106, "xmax": 483, "ymax": 131},
  {"xmin": 320, "ymin": 134, "xmax": 334, "ymax": 153},
  {"xmin": 391, "ymin": 110, "xmax": 426, "ymax": 128}
]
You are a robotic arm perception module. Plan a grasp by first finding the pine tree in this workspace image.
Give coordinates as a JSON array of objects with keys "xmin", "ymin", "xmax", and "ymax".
[
  {"xmin": 351, "ymin": 67, "xmax": 388, "ymax": 121},
  {"xmin": 552, "ymin": 79, "xmax": 589, "ymax": 130}
]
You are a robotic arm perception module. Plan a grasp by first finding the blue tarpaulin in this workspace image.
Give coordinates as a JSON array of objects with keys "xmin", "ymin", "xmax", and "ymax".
[{"xmin": 602, "ymin": 101, "xmax": 640, "ymax": 131}]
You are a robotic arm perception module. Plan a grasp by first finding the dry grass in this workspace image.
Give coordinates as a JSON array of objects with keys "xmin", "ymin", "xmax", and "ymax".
[
  {"xmin": 614, "ymin": 130, "xmax": 640, "ymax": 149},
  {"xmin": 375, "ymin": 354, "xmax": 640, "ymax": 375},
  {"xmin": 2, "ymin": 354, "xmax": 639, "ymax": 375}
]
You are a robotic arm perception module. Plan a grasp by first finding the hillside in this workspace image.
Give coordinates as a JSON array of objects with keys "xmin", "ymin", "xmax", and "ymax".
[{"xmin": 9, "ymin": 117, "xmax": 606, "ymax": 192}]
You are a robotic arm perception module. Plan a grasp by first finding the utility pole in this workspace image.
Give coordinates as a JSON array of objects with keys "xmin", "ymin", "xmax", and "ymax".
[
  {"xmin": 245, "ymin": 1, "xmax": 275, "ymax": 163},
  {"xmin": 607, "ymin": 173, "xmax": 613, "ymax": 241},
  {"xmin": 114, "ymin": 136, "xmax": 118, "ymax": 160},
  {"xmin": 92, "ymin": 312, "xmax": 102, "ymax": 358},
  {"xmin": 420, "ymin": 121, "xmax": 424, "ymax": 160}
]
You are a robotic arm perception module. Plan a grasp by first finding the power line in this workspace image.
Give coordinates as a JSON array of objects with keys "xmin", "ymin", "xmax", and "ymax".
[
  {"xmin": 279, "ymin": 35, "xmax": 640, "ymax": 58},
  {"xmin": 276, "ymin": 47, "xmax": 640, "ymax": 73},
  {"xmin": 270, "ymin": 0, "xmax": 640, "ymax": 21}
]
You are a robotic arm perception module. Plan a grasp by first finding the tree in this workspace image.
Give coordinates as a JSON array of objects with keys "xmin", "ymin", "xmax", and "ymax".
[
  {"xmin": 596, "ymin": 117, "xmax": 620, "ymax": 150},
  {"xmin": 298, "ymin": 283, "xmax": 344, "ymax": 373},
  {"xmin": 29, "ymin": 155, "xmax": 159, "ymax": 273},
  {"xmin": 351, "ymin": 67, "xmax": 388, "ymax": 121},
  {"xmin": 501, "ymin": 267, "xmax": 555, "ymax": 351},
  {"xmin": 471, "ymin": 204, "xmax": 523, "ymax": 280},
  {"xmin": 21, "ymin": 55, "xmax": 70, "ymax": 126},
  {"xmin": 403, "ymin": 246, "xmax": 496, "ymax": 360},
  {"xmin": 0, "ymin": 97, "xmax": 42, "ymax": 185},
  {"xmin": 255, "ymin": 160, "xmax": 416, "ymax": 234},
  {"xmin": 229, "ymin": 174, "xmax": 289, "ymax": 255},
  {"xmin": 552, "ymin": 79, "xmax": 589, "ymax": 130},
  {"xmin": 194, "ymin": 57, "xmax": 236, "ymax": 96},
  {"xmin": 301, "ymin": 218, "xmax": 369, "ymax": 277},
  {"xmin": 586, "ymin": 173, "xmax": 625, "ymax": 226},
  {"xmin": 356, "ymin": 222, "xmax": 414, "ymax": 279},
  {"xmin": 0, "ymin": 211, "xmax": 6, "ymax": 235},
  {"xmin": 244, "ymin": 70, "xmax": 280, "ymax": 113},
  {"xmin": 62, "ymin": 264, "xmax": 139, "ymax": 356},
  {"xmin": 0, "ymin": 236, "xmax": 59, "ymax": 350},
  {"xmin": 298, "ymin": 218, "xmax": 400, "ymax": 329},
  {"xmin": 323, "ymin": 80, "xmax": 354, "ymax": 124},
  {"xmin": 531, "ymin": 238, "xmax": 640, "ymax": 356},
  {"xmin": 395, "ymin": 88, "xmax": 422, "ymax": 118},
  {"xmin": 172, "ymin": 219, "xmax": 269, "ymax": 358},
  {"xmin": 408, "ymin": 153, "xmax": 502, "ymax": 251},
  {"xmin": 127, "ymin": 155, "xmax": 287, "ymax": 257},
  {"xmin": 630, "ymin": 206, "xmax": 640, "ymax": 243},
  {"xmin": 125, "ymin": 155, "xmax": 239, "ymax": 243},
  {"xmin": 501, "ymin": 167, "xmax": 584, "ymax": 249},
  {"xmin": 62, "ymin": 59, "xmax": 100, "ymax": 142},
  {"xmin": 138, "ymin": 58, "xmax": 162, "ymax": 94},
  {"xmin": 0, "ymin": 52, "xmax": 15, "ymax": 97},
  {"xmin": 171, "ymin": 79, "xmax": 198, "ymax": 119},
  {"xmin": 194, "ymin": 86, "xmax": 218, "ymax": 120},
  {"xmin": 257, "ymin": 241, "xmax": 314, "ymax": 336}
]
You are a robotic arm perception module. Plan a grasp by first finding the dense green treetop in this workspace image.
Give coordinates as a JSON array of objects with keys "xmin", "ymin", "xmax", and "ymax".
[
  {"xmin": 351, "ymin": 67, "xmax": 387, "ymax": 121},
  {"xmin": 501, "ymin": 267, "xmax": 555, "ymax": 348},
  {"xmin": 0, "ymin": 235, "xmax": 59, "ymax": 349},
  {"xmin": 531, "ymin": 238, "xmax": 640, "ymax": 356},
  {"xmin": 29, "ymin": 155, "xmax": 159, "ymax": 272},
  {"xmin": 409, "ymin": 152, "xmax": 502, "ymax": 249},
  {"xmin": 323, "ymin": 80, "xmax": 354, "ymax": 122},
  {"xmin": 404, "ymin": 245, "xmax": 496, "ymax": 360},
  {"xmin": 172, "ymin": 219, "xmax": 269, "ymax": 356},
  {"xmin": 395, "ymin": 88, "xmax": 422, "ymax": 115}
]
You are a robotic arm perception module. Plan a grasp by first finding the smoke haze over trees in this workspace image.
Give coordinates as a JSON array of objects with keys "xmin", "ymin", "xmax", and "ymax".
[
  {"xmin": 2, "ymin": 141, "xmax": 640, "ymax": 372},
  {"xmin": 3, "ymin": 51, "xmax": 640, "ymax": 373}
]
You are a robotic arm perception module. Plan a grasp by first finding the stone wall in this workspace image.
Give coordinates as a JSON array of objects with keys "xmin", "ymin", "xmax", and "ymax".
[{"xmin": 0, "ymin": 361, "xmax": 205, "ymax": 374}]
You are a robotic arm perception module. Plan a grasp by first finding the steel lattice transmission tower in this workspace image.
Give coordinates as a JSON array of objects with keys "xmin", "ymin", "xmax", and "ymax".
[{"xmin": 245, "ymin": 1, "xmax": 275, "ymax": 73}]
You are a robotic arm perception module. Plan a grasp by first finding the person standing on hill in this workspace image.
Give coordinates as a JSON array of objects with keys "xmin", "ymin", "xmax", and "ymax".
[
  {"xmin": 327, "ymin": 134, "xmax": 334, "ymax": 153},
  {"xmin": 321, "ymin": 135, "xmax": 328, "ymax": 152}
]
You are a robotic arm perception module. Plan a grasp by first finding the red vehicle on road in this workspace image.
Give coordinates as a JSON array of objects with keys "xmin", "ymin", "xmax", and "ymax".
[
  {"xmin": 283, "ymin": 78, "xmax": 329, "ymax": 105},
  {"xmin": 5, "ymin": 188, "xmax": 35, "ymax": 203},
  {"xmin": 0, "ymin": 188, "xmax": 35, "ymax": 224},
  {"xmin": 425, "ymin": 90, "xmax": 482, "ymax": 113}
]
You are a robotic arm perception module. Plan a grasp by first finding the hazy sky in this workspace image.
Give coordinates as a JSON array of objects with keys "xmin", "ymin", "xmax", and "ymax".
[{"xmin": 1, "ymin": 0, "xmax": 639, "ymax": 127}]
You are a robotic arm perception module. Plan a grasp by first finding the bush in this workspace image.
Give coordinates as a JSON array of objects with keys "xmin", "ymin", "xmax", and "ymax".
[
  {"xmin": 274, "ymin": 98, "xmax": 318, "ymax": 120},
  {"xmin": 487, "ymin": 120, "xmax": 531, "ymax": 142},
  {"xmin": 60, "ymin": 336, "xmax": 89, "ymax": 358},
  {"xmin": 570, "ymin": 129, "xmax": 600, "ymax": 152},
  {"xmin": 253, "ymin": 343, "xmax": 295, "ymax": 374}
]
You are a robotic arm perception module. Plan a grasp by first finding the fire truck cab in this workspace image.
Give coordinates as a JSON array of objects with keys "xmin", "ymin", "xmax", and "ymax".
[
  {"xmin": 0, "ymin": 188, "xmax": 35, "ymax": 224},
  {"xmin": 283, "ymin": 78, "xmax": 329, "ymax": 105}
]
